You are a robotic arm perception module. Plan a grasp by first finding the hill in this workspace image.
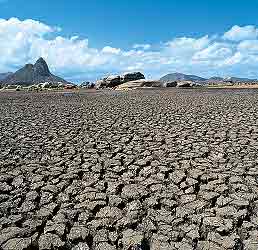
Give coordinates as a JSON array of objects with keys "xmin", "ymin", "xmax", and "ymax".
[
  {"xmin": 0, "ymin": 58, "xmax": 69, "ymax": 85},
  {"xmin": 224, "ymin": 76, "xmax": 258, "ymax": 83},
  {"xmin": 0, "ymin": 72, "xmax": 12, "ymax": 81},
  {"xmin": 160, "ymin": 72, "xmax": 207, "ymax": 82}
]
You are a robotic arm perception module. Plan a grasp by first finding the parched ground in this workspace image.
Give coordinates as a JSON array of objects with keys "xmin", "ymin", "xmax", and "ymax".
[{"xmin": 1, "ymin": 88, "xmax": 258, "ymax": 250}]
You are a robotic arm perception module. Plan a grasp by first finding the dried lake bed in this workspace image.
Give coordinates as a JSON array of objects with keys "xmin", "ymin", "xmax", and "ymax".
[{"xmin": 1, "ymin": 88, "xmax": 258, "ymax": 249}]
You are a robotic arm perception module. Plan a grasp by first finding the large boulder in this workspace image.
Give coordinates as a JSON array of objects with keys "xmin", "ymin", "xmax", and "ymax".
[
  {"xmin": 116, "ymin": 79, "xmax": 162, "ymax": 89},
  {"xmin": 95, "ymin": 80, "xmax": 107, "ymax": 89},
  {"xmin": 164, "ymin": 81, "xmax": 177, "ymax": 87},
  {"xmin": 120, "ymin": 72, "xmax": 145, "ymax": 83},
  {"xmin": 177, "ymin": 81, "xmax": 192, "ymax": 88},
  {"xmin": 96, "ymin": 72, "xmax": 145, "ymax": 89},
  {"xmin": 80, "ymin": 81, "xmax": 95, "ymax": 89},
  {"xmin": 105, "ymin": 75, "xmax": 121, "ymax": 87}
]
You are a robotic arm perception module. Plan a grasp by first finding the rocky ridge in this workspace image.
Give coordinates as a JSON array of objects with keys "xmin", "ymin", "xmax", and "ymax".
[
  {"xmin": 160, "ymin": 73, "xmax": 206, "ymax": 83},
  {"xmin": 0, "ymin": 72, "xmax": 12, "ymax": 81},
  {"xmin": 160, "ymin": 72, "xmax": 258, "ymax": 85},
  {"xmin": 0, "ymin": 58, "xmax": 69, "ymax": 85}
]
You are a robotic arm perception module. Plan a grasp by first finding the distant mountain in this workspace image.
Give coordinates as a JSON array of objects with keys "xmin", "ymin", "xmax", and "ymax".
[
  {"xmin": 208, "ymin": 76, "xmax": 224, "ymax": 81},
  {"xmin": 0, "ymin": 72, "xmax": 12, "ymax": 81},
  {"xmin": 224, "ymin": 76, "xmax": 258, "ymax": 83},
  {"xmin": 160, "ymin": 72, "xmax": 207, "ymax": 82},
  {"xmin": 205, "ymin": 76, "xmax": 225, "ymax": 84},
  {"xmin": 160, "ymin": 73, "xmax": 258, "ymax": 84},
  {"xmin": 206, "ymin": 76, "xmax": 258, "ymax": 84},
  {"xmin": 0, "ymin": 58, "xmax": 70, "ymax": 85}
]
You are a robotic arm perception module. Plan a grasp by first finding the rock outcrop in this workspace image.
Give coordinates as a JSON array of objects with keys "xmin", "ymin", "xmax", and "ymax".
[
  {"xmin": 120, "ymin": 72, "xmax": 145, "ymax": 83},
  {"xmin": 105, "ymin": 75, "xmax": 121, "ymax": 87},
  {"xmin": 176, "ymin": 81, "xmax": 192, "ymax": 88},
  {"xmin": 0, "ymin": 58, "xmax": 70, "ymax": 85},
  {"xmin": 95, "ymin": 79, "xmax": 106, "ymax": 89},
  {"xmin": 96, "ymin": 72, "xmax": 145, "ymax": 89},
  {"xmin": 116, "ymin": 79, "xmax": 162, "ymax": 89},
  {"xmin": 80, "ymin": 82, "xmax": 95, "ymax": 89},
  {"xmin": 163, "ymin": 81, "xmax": 177, "ymax": 87}
]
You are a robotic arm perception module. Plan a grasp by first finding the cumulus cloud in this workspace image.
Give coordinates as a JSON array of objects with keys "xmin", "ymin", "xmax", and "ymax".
[
  {"xmin": 166, "ymin": 36, "xmax": 210, "ymax": 54},
  {"xmin": 237, "ymin": 40, "xmax": 258, "ymax": 54},
  {"xmin": 221, "ymin": 52, "xmax": 243, "ymax": 66},
  {"xmin": 223, "ymin": 25, "xmax": 258, "ymax": 41},
  {"xmin": 193, "ymin": 42, "xmax": 233, "ymax": 61},
  {"xmin": 102, "ymin": 46, "xmax": 121, "ymax": 54},
  {"xmin": 1, "ymin": 18, "xmax": 258, "ymax": 81},
  {"xmin": 133, "ymin": 44, "xmax": 151, "ymax": 50}
]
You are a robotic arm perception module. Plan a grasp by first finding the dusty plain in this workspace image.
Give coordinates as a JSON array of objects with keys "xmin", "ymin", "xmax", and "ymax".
[{"xmin": 1, "ymin": 88, "xmax": 258, "ymax": 249}]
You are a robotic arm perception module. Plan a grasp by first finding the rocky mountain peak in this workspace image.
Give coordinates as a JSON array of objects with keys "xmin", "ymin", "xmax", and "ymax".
[
  {"xmin": 34, "ymin": 57, "xmax": 51, "ymax": 76},
  {"xmin": 0, "ymin": 57, "xmax": 69, "ymax": 85},
  {"xmin": 24, "ymin": 64, "xmax": 33, "ymax": 68}
]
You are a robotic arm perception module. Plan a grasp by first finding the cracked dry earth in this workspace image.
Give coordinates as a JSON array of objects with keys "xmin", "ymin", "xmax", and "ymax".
[{"xmin": 1, "ymin": 89, "xmax": 258, "ymax": 250}]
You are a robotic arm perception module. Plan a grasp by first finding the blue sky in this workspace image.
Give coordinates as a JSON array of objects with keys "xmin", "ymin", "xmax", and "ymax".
[{"xmin": 1, "ymin": 0, "xmax": 258, "ymax": 82}]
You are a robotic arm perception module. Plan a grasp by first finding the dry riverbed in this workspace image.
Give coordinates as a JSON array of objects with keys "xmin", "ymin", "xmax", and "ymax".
[{"xmin": 1, "ymin": 88, "xmax": 258, "ymax": 249}]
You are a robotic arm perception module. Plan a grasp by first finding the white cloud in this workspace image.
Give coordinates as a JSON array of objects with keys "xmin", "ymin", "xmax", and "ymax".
[
  {"xmin": 220, "ymin": 52, "xmax": 243, "ymax": 66},
  {"xmin": 102, "ymin": 46, "xmax": 121, "ymax": 54},
  {"xmin": 237, "ymin": 40, "xmax": 258, "ymax": 54},
  {"xmin": 167, "ymin": 36, "xmax": 210, "ymax": 50},
  {"xmin": 223, "ymin": 25, "xmax": 258, "ymax": 41},
  {"xmin": 133, "ymin": 44, "xmax": 151, "ymax": 50},
  {"xmin": 1, "ymin": 18, "xmax": 258, "ymax": 81},
  {"xmin": 0, "ymin": 17, "xmax": 55, "ymax": 36},
  {"xmin": 193, "ymin": 42, "xmax": 233, "ymax": 61}
]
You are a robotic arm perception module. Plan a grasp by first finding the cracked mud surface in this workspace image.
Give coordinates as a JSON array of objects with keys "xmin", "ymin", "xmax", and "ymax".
[{"xmin": 1, "ymin": 88, "xmax": 258, "ymax": 250}]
